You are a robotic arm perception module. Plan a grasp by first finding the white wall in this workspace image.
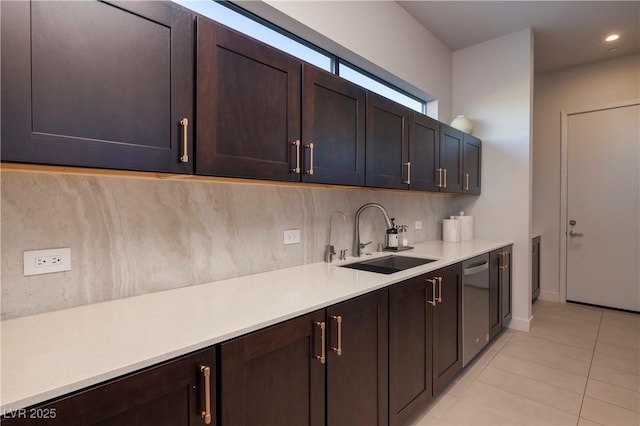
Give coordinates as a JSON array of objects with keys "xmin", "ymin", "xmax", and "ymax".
[
  {"xmin": 240, "ymin": 0, "xmax": 453, "ymax": 121},
  {"xmin": 452, "ymin": 29, "xmax": 535, "ymax": 331},
  {"xmin": 533, "ymin": 54, "xmax": 640, "ymax": 301}
]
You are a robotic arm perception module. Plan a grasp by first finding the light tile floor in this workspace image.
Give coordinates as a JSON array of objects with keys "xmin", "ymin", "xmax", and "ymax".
[{"xmin": 409, "ymin": 300, "xmax": 640, "ymax": 425}]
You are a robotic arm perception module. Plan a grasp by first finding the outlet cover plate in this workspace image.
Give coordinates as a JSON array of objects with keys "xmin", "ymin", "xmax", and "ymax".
[
  {"xmin": 24, "ymin": 248, "xmax": 71, "ymax": 276},
  {"xmin": 283, "ymin": 229, "xmax": 301, "ymax": 245},
  {"xmin": 415, "ymin": 221, "xmax": 423, "ymax": 230}
]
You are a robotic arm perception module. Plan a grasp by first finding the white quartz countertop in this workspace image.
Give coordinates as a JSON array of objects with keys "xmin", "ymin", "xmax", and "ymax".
[{"xmin": 1, "ymin": 239, "xmax": 511, "ymax": 411}]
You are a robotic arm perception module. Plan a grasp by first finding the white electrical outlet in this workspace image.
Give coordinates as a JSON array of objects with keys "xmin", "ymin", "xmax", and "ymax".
[
  {"xmin": 415, "ymin": 221, "xmax": 423, "ymax": 230},
  {"xmin": 24, "ymin": 248, "xmax": 71, "ymax": 276},
  {"xmin": 283, "ymin": 229, "xmax": 301, "ymax": 245}
]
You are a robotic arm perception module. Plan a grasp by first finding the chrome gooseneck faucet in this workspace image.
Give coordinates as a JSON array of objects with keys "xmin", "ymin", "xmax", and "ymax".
[{"xmin": 354, "ymin": 203, "xmax": 393, "ymax": 257}]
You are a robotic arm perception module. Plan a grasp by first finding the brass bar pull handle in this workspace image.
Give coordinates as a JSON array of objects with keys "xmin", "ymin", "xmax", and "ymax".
[
  {"xmin": 403, "ymin": 162, "xmax": 411, "ymax": 184},
  {"xmin": 498, "ymin": 251, "xmax": 508, "ymax": 269},
  {"xmin": 180, "ymin": 118, "xmax": 189, "ymax": 163},
  {"xmin": 292, "ymin": 140, "xmax": 301, "ymax": 174},
  {"xmin": 200, "ymin": 365, "xmax": 212, "ymax": 425},
  {"xmin": 464, "ymin": 173, "xmax": 470, "ymax": 190},
  {"xmin": 314, "ymin": 321, "xmax": 326, "ymax": 364},
  {"xmin": 443, "ymin": 168, "xmax": 447, "ymax": 188},
  {"xmin": 436, "ymin": 168, "xmax": 442, "ymax": 188},
  {"xmin": 426, "ymin": 278, "xmax": 437, "ymax": 306},
  {"xmin": 330, "ymin": 315, "xmax": 343, "ymax": 355},
  {"xmin": 305, "ymin": 143, "xmax": 314, "ymax": 175},
  {"xmin": 436, "ymin": 277, "xmax": 443, "ymax": 303}
]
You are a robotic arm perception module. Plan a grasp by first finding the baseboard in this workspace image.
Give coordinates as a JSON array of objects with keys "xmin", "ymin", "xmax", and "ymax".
[
  {"xmin": 539, "ymin": 290, "xmax": 560, "ymax": 302},
  {"xmin": 506, "ymin": 315, "xmax": 532, "ymax": 332}
]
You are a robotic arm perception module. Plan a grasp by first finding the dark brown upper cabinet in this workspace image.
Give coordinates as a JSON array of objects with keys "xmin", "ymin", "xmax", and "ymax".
[
  {"xmin": 366, "ymin": 93, "xmax": 411, "ymax": 189},
  {"xmin": 438, "ymin": 124, "xmax": 465, "ymax": 193},
  {"xmin": 462, "ymin": 134, "xmax": 482, "ymax": 194},
  {"xmin": 196, "ymin": 17, "xmax": 301, "ymax": 182},
  {"xmin": 0, "ymin": 1, "xmax": 194, "ymax": 173},
  {"xmin": 2, "ymin": 347, "xmax": 216, "ymax": 426},
  {"xmin": 409, "ymin": 112, "xmax": 441, "ymax": 192},
  {"xmin": 302, "ymin": 65, "xmax": 366, "ymax": 186}
]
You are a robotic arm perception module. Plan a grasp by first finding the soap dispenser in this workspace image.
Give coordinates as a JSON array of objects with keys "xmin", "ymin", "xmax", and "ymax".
[{"xmin": 386, "ymin": 218, "xmax": 399, "ymax": 249}]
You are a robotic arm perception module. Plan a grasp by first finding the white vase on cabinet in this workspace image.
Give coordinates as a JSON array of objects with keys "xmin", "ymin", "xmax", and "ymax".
[{"xmin": 450, "ymin": 115, "xmax": 474, "ymax": 134}]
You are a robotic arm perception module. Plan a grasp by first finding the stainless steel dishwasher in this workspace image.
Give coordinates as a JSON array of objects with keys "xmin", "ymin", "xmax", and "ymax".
[{"xmin": 462, "ymin": 253, "xmax": 490, "ymax": 366}]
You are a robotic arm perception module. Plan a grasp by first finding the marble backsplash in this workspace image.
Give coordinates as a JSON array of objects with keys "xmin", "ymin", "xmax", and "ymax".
[{"xmin": 1, "ymin": 170, "xmax": 455, "ymax": 319}]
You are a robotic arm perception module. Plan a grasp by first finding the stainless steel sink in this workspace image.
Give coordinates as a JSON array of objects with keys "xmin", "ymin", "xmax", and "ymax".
[{"xmin": 340, "ymin": 255, "xmax": 437, "ymax": 275}]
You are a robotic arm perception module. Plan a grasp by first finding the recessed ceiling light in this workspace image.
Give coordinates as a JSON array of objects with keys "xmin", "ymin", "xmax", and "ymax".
[{"xmin": 605, "ymin": 34, "xmax": 620, "ymax": 42}]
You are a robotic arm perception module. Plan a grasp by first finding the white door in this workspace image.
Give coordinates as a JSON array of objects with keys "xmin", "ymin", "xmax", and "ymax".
[{"xmin": 566, "ymin": 103, "xmax": 640, "ymax": 311}]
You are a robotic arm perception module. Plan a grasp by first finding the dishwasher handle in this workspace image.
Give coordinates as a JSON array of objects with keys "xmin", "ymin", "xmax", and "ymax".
[{"xmin": 463, "ymin": 261, "xmax": 489, "ymax": 276}]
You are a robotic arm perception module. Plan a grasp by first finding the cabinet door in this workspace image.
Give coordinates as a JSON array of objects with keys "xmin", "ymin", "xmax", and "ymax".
[
  {"xmin": 196, "ymin": 18, "xmax": 301, "ymax": 181},
  {"xmin": 220, "ymin": 311, "xmax": 325, "ymax": 426},
  {"xmin": 489, "ymin": 249, "xmax": 502, "ymax": 340},
  {"xmin": 366, "ymin": 92, "xmax": 410, "ymax": 189},
  {"xmin": 326, "ymin": 289, "xmax": 388, "ymax": 426},
  {"xmin": 532, "ymin": 237, "xmax": 540, "ymax": 301},
  {"xmin": 500, "ymin": 246, "xmax": 513, "ymax": 324},
  {"xmin": 439, "ymin": 125, "xmax": 464, "ymax": 193},
  {"xmin": 1, "ymin": 1, "xmax": 193, "ymax": 173},
  {"xmin": 431, "ymin": 264, "xmax": 463, "ymax": 395},
  {"xmin": 2, "ymin": 348, "xmax": 216, "ymax": 426},
  {"xmin": 389, "ymin": 276, "xmax": 433, "ymax": 426},
  {"xmin": 462, "ymin": 134, "xmax": 481, "ymax": 195},
  {"xmin": 409, "ymin": 113, "xmax": 440, "ymax": 192},
  {"xmin": 302, "ymin": 65, "xmax": 366, "ymax": 186}
]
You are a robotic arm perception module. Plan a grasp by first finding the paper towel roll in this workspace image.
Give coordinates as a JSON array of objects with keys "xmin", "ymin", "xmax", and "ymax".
[
  {"xmin": 443, "ymin": 218, "xmax": 461, "ymax": 242},
  {"xmin": 458, "ymin": 212, "xmax": 473, "ymax": 241}
]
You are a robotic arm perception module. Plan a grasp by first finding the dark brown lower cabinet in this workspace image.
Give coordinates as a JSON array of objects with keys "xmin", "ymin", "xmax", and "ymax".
[
  {"xmin": 532, "ymin": 236, "xmax": 540, "ymax": 301},
  {"xmin": 220, "ymin": 289, "xmax": 389, "ymax": 426},
  {"xmin": 432, "ymin": 264, "xmax": 463, "ymax": 395},
  {"xmin": 389, "ymin": 275, "xmax": 433, "ymax": 426},
  {"xmin": 489, "ymin": 249, "xmax": 502, "ymax": 339},
  {"xmin": 389, "ymin": 264, "xmax": 462, "ymax": 426},
  {"xmin": 1, "ymin": 347, "xmax": 216, "ymax": 426},
  {"xmin": 326, "ymin": 289, "xmax": 389, "ymax": 426},
  {"xmin": 500, "ymin": 246, "xmax": 513, "ymax": 325},
  {"xmin": 489, "ymin": 245, "xmax": 513, "ymax": 340}
]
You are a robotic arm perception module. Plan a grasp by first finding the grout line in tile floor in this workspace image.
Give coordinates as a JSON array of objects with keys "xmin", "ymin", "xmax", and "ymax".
[{"xmin": 576, "ymin": 308, "xmax": 604, "ymax": 424}]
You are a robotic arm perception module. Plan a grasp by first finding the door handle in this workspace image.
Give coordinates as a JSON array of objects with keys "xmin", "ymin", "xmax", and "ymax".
[
  {"xmin": 569, "ymin": 230, "xmax": 584, "ymax": 237},
  {"xmin": 200, "ymin": 365, "xmax": 212, "ymax": 424},
  {"xmin": 425, "ymin": 278, "xmax": 437, "ymax": 306},
  {"xmin": 314, "ymin": 321, "xmax": 326, "ymax": 364},
  {"xmin": 436, "ymin": 277, "xmax": 443, "ymax": 303},
  {"xmin": 330, "ymin": 315, "xmax": 343, "ymax": 356},
  {"xmin": 304, "ymin": 143, "xmax": 314, "ymax": 175},
  {"xmin": 291, "ymin": 140, "xmax": 301, "ymax": 174},
  {"xmin": 403, "ymin": 162, "xmax": 411, "ymax": 184},
  {"xmin": 179, "ymin": 118, "xmax": 189, "ymax": 163},
  {"xmin": 498, "ymin": 251, "xmax": 508, "ymax": 269}
]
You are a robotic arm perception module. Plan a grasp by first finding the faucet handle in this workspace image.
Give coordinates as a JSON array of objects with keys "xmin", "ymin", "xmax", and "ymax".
[
  {"xmin": 339, "ymin": 249, "xmax": 349, "ymax": 260},
  {"xmin": 359, "ymin": 241, "xmax": 372, "ymax": 249}
]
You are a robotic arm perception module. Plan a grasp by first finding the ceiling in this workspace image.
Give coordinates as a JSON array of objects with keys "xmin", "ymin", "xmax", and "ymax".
[{"xmin": 397, "ymin": 1, "xmax": 640, "ymax": 72}]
